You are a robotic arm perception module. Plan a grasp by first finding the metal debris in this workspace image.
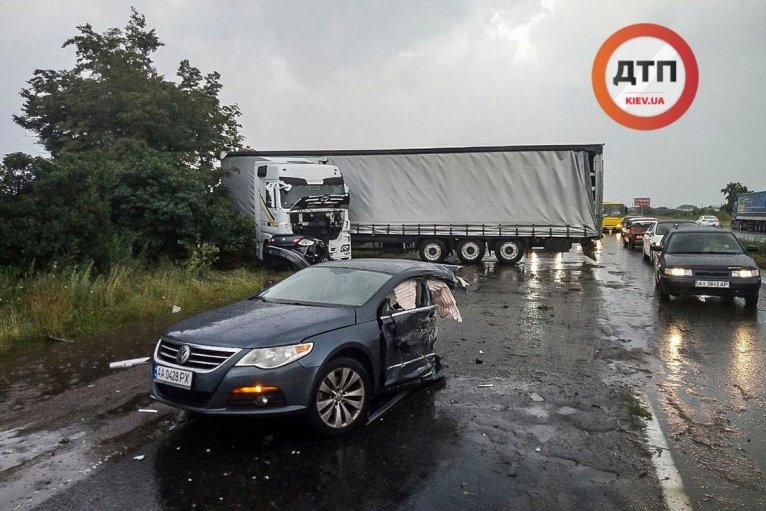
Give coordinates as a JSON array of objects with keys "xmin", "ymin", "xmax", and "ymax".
[
  {"xmin": 477, "ymin": 383, "xmax": 495, "ymax": 388},
  {"xmin": 530, "ymin": 393, "xmax": 544, "ymax": 402},
  {"xmin": 109, "ymin": 357, "xmax": 150, "ymax": 369},
  {"xmin": 47, "ymin": 336, "xmax": 74, "ymax": 343},
  {"xmin": 138, "ymin": 409, "xmax": 158, "ymax": 414},
  {"xmin": 133, "ymin": 455, "xmax": 145, "ymax": 461}
]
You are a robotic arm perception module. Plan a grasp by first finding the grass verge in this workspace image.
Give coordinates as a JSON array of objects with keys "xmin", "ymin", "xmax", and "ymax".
[{"xmin": 0, "ymin": 264, "xmax": 279, "ymax": 353}]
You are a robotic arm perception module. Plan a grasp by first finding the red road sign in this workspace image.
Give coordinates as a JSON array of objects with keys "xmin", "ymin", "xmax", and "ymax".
[{"xmin": 634, "ymin": 197, "xmax": 651, "ymax": 207}]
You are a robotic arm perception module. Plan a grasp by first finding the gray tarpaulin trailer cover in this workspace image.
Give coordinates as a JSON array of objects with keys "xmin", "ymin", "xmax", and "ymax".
[{"xmin": 226, "ymin": 145, "xmax": 604, "ymax": 263}]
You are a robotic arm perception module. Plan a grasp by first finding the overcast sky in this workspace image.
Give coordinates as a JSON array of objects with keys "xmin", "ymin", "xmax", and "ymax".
[{"xmin": 1, "ymin": 0, "xmax": 764, "ymax": 207}]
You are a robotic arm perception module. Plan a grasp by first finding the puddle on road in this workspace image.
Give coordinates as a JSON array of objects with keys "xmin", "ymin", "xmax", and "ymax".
[{"xmin": 0, "ymin": 320, "xmax": 165, "ymax": 418}]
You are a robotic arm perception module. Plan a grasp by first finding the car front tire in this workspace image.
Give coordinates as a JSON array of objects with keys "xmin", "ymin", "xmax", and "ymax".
[
  {"xmin": 308, "ymin": 357, "xmax": 370, "ymax": 436},
  {"xmin": 745, "ymin": 293, "xmax": 759, "ymax": 309}
]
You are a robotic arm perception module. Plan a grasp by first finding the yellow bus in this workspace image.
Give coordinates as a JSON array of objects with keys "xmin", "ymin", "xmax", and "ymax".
[{"xmin": 602, "ymin": 201, "xmax": 628, "ymax": 232}]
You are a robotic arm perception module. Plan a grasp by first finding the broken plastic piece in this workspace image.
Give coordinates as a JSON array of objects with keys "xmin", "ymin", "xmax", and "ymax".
[
  {"xmin": 172, "ymin": 305, "xmax": 182, "ymax": 313},
  {"xmin": 138, "ymin": 408, "xmax": 158, "ymax": 414},
  {"xmin": 133, "ymin": 455, "xmax": 146, "ymax": 461},
  {"xmin": 109, "ymin": 357, "xmax": 150, "ymax": 369},
  {"xmin": 530, "ymin": 393, "xmax": 544, "ymax": 402},
  {"xmin": 477, "ymin": 383, "xmax": 494, "ymax": 388}
]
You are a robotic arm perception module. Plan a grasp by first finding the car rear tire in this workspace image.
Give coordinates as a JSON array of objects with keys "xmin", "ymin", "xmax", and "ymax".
[
  {"xmin": 308, "ymin": 357, "xmax": 370, "ymax": 436},
  {"xmin": 419, "ymin": 240, "xmax": 448, "ymax": 263},
  {"xmin": 456, "ymin": 239, "xmax": 486, "ymax": 264},
  {"xmin": 495, "ymin": 239, "xmax": 524, "ymax": 264}
]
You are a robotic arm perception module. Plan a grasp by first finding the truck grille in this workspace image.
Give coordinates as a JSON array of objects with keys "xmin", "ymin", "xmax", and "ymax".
[{"xmin": 156, "ymin": 339, "xmax": 239, "ymax": 371}]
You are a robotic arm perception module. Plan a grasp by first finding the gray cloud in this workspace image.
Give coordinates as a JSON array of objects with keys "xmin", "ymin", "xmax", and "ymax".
[{"xmin": 1, "ymin": 0, "xmax": 764, "ymax": 207}]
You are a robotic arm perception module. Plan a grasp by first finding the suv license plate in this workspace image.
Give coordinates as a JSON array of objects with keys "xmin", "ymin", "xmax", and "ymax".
[
  {"xmin": 695, "ymin": 280, "xmax": 729, "ymax": 288},
  {"xmin": 154, "ymin": 364, "xmax": 193, "ymax": 389}
]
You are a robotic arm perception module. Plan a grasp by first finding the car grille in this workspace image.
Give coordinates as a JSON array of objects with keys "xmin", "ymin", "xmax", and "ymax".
[
  {"xmin": 693, "ymin": 269, "xmax": 730, "ymax": 278},
  {"xmin": 156, "ymin": 383, "xmax": 212, "ymax": 408},
  {"xmin": 156, "ymin": 339, "xmax": 239, "ymax": 371}
]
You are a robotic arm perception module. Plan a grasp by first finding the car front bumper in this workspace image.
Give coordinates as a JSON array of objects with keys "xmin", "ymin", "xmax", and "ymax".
[
  {"xmin": 658, "ymin": 275, "xmax": 761, "ymax": 297},
  {"xmin": 151, "ymin": 360, "xmax": 321, "ymax": 416}
]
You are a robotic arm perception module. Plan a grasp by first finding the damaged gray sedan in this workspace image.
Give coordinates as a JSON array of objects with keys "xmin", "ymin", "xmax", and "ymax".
[{"xmin": 151, "ymin": 259, "xmax": 464, "ymax": 435}]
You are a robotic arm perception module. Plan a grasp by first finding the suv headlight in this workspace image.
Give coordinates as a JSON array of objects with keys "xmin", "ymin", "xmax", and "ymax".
[
  {"xmin": 665, "ymin": 267, "xmax": 692, "ymax": 277},
  {"xmin": 235, "ymin": 343, "xmax": 313, "ymax": 369},
  {"xmin": 732, "ymin": 269, "xmax": 760, "ymax": 278}
]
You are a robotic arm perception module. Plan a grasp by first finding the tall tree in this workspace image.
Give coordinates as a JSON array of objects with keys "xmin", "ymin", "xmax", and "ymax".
[
  {"xmin": 720, "ymin": 182, "xmax": 750, "ymax": 213},
  {"xmin": 3, "ymin": 9, "xmax": 251, "ymax": 266}
]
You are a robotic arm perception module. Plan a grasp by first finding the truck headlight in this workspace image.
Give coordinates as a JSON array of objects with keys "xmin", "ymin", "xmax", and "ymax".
[
  {"xmin": 732, "ymin": 269, "xmax": 759, "ymax": 278},
  {"xmin": 236, "ymin": 343, "xmax": 313, "ymax": 369},
  {"xmin": 341, "ymin": 244, "xmax": 350, "ymax": 252},
  {"xmin": 665, "ymin": 267, "xmax": 692, "ymax": 277}
]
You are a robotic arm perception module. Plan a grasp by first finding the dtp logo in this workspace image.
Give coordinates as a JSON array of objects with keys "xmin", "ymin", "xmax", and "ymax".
[{"xmin": 592, "ymin": 23, "xmax": 698, "ymax": 130}]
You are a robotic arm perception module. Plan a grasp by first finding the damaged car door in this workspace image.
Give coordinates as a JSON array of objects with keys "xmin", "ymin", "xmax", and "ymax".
[{"xmin": 380, "ymin": 279, "xmax": 439, "ymax": 385}]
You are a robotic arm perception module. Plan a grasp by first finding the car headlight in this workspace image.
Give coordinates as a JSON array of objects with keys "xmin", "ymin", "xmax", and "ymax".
[
  {"xmin": 235, "ymin": 343, "xmax": 313, "ymax": 369},
  {"xmin": 665, "ymin": 267, "xmax": 692, "ymax": 277},
  {"xmin": 298, "ymin": 238, "xmax": 315, "ymax": 246},
  {"xmin": 732, "ymin": 269, "xmax": 760, "ymax": 278}
]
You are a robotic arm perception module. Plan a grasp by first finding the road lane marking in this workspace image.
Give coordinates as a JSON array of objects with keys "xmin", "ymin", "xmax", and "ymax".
[{"xmin": 640, "ymin": 393, "xmax": 692, "ymax": 511}]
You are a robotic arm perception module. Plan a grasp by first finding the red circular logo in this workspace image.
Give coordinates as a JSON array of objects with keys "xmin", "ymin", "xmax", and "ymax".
[{"xmin": 592, "ymin": 24, "xmax": 699, "ymax": 130}]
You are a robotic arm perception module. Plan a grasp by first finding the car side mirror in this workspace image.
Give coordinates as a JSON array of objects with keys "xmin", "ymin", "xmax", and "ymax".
[
  {"xmin": 650, "ymin": 245, "xmax": 663, "ymax": 252},
  {"xmin": 380, "ymin": 315, "xmax": 395, "ymax": 326},
  {"xmin": 746, "ymin": 245, "xmax": 759, "ymax": 253}
]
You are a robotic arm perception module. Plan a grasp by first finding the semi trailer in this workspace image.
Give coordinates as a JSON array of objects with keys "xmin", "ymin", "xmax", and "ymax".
[
  {"xmin": 223, "ymin": 144, "xmax": 604, "ymax": 265},
  {"xmin": 732, "ymin": 191, "xmax": 766, "ymax": 232}
]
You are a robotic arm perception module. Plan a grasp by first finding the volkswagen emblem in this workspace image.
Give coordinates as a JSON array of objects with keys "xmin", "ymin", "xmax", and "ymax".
[{"xmin": 176, "ymin": 345, "xmax": 191, "ymax": 365}]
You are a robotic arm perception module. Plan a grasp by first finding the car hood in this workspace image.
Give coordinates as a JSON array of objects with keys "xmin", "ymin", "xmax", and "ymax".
[
  {"xmin": 163, "ymin": 299, "xmax": 356, "ymax": 348},
  {"xmin": 663, "ymin": 253, "xmax": 758, "ymax": 268}
]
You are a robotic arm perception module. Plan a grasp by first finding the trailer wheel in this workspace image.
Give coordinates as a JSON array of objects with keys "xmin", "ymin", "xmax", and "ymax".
[
  {"xmin": 419, "ymin": 240, "xmax": 448, "ymax": 263},
  {"xmin": 495, "ymin": 239, "xmax": 524, "ymax": 264},
  {"xmin": 456, "ymin": 239, "xmax": 486, "ymax": 264}
]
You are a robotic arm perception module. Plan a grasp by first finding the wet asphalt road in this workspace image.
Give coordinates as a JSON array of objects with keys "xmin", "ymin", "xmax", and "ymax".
[{"xmin": 0, "ymin": 235, "xmax": 764, "ymax": 510}]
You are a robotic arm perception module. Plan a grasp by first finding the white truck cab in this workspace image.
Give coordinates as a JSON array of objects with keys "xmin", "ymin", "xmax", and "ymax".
[{"xmin": 221, "ymin": 154, "xmax": 351, "ymax": 262}]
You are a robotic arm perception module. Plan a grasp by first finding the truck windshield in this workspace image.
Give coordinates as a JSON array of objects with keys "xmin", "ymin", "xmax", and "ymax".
[
  {"xmin": 602, "ymin": 204, "xmax": 627, "ymax": 217},
  {"xmin": 279, "ymin": 181, "xmax": 345, "ymax": 208}
]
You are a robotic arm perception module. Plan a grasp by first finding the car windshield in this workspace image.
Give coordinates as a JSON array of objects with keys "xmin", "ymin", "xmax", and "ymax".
[
  {"xmin": 665, "ymin": 232, "xmax": 744, "ymax": 255},
  {"xmin": 632, "ymin": 221, "xmax": 654, "ymax": 229},
  {"xmin": 656, "ymin": 221, "xmax": 695, "ymax": 236},
  {"xmin": 259, "ymin": 267, "xmax": 392, "ymax": 306}
]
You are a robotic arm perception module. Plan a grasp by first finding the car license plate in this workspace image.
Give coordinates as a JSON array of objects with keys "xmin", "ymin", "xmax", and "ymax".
[
  {"xmin": 694, "ymin": 280, "xmax": 729, "ymax": 288},
  {"xmin": 153, "ymin": 364, "xmax": 193, "ymax": 389}
]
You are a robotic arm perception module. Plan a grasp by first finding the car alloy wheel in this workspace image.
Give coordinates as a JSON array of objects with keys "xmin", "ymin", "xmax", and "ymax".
[{"xmin": 310, "ymin": 357, "xmax": 369, "ymax": 435}]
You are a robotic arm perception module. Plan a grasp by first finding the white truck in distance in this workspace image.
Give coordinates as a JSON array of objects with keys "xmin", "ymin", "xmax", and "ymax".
[
  {"xmin": 223, "ymin": 144, "xmax": 604, "ymax": 265},
  {"xmin": 221, "ymin": 156, "xmax": 351, "ymax": 266}
]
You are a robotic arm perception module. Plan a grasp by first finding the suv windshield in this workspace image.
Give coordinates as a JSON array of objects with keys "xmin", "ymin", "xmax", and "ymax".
[
  {"xmin": 665, "ymin": 232, "xmax": 744, "ymax": 255},
  {"xmin": 259, "ymin": 267, "xmax": 391, "ymax": 306}
]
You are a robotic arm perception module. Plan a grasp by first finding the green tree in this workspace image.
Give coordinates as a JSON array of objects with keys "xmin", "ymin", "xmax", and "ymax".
[
  {"xmin": 3, "ymin": 9, "xmax": 251, "ymax": 266},
  {"xmin": 721, "ymin": 182, "xmax": 750, "ymax": 213}
]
